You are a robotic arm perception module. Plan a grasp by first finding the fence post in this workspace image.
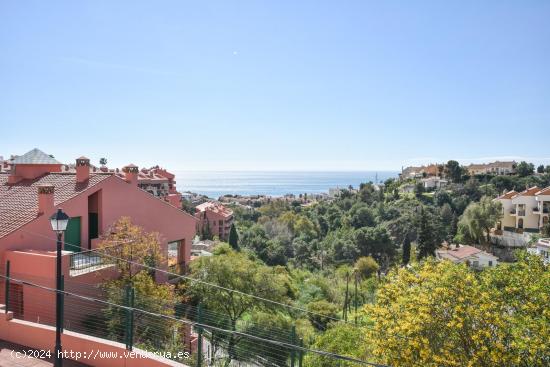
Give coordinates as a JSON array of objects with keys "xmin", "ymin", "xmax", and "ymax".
[
  {"xmin": 354, "ymin": 272, "xmax": 358, "ymax": 325},
  {"xmin": 298, "ymin": 338, "xmax": 304, "ymax": 367},
  {"xmin": 290, "ymin": 325, "xmax": 296, "ymax": 367},
  {"xmin": 4, "ymin": 261, "xmax": 10, "ymax": 314},
  {"xmin": 60, "ymin": 275, "xmax": 65, "ymax": 332},
  {"xmin": 125, "ymin": 285, "xmax": 135, "ymax": 351},
  {"xmin": 197, "ymin": 304, "xmax": 203, "ymax": 367}
]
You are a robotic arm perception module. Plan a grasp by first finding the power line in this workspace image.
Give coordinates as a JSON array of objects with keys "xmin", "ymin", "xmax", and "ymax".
[
  {"xmin": 1, "ymin": 273, "xmax": 392, "ymax": 367},
  {"xmin": 20, "ymin": 228, "xmax": 347, "ymax": 323},
  {"xmin": 18, "ymin": 228, "xmax": 418, "ymax": 343}
]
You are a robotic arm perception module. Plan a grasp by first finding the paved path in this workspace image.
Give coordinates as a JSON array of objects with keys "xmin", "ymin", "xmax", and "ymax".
[{"xmin": 0, "ymin": 341, "xmax": 88, "ymax": 367}]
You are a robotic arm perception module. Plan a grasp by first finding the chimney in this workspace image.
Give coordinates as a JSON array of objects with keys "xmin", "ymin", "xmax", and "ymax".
[
  {"xmin": 76, "ymin": 156, "xmax": 90, "ymax": 183},
  {"xmin": 38, "ymin": 185, "xmax": 55, "ymax": 215},
  {"xmin": 122, "ymin": 164, "xmax": 139, "ymax": 185}
]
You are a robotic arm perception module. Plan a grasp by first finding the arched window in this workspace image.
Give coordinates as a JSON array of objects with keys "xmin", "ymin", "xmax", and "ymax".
[{"xmin": 518, "ymin": 218, "xmax": 524, "ymax": 229}]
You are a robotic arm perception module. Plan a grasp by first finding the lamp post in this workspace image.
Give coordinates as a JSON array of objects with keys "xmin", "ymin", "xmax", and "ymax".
[{"xmin": 50, "ymin": 208, "xmax": 69, "ymax": 367}]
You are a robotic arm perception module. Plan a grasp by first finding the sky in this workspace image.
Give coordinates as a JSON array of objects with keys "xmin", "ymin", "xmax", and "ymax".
[{"xmin": 1, "ymin": 0, "xmax": 549, "ymax": 171}]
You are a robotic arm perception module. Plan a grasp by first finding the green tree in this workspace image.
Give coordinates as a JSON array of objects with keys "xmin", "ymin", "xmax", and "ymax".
[
  {"xmin": 444, "ymin": 160, "xmax": 463, "ymax": 182},
  {"xmin": 104, "ymin": 271, "xmax": 181, "ymax": 351},
  {"xmin": 537, "ymin": 164, "xmax": 545, "ymax": 174},
  {"xmin": 307, "ymin": 323, "xmax": 369, "ymax": 367},
  {"xmin": 187, "ymin": 246, "xmax": 290, "ymax": 365},
  {"xmin": 354, "ymin": 226, "xmax": 395, "ymax": 264},
  {"xmin": 402, "ymin": 236, "xmax": 411, "ymax": 265},
  {"xmin": 99, "ymin": 157, "xmax": 107, "ymax": 166},
  {"xmin": 354, "ymin": 256, "xmax": 379, "ymax": 279},
  {"xmin": 456, "ymin": 196, "xmax": 502, "ymax": 244},
  {"xmin": 516, "ymin": 161, "xmax": 535, "ymax": 177},
  {"xmin": 414, "ymin": 182, "xmax": 425, "ymax": 198},
  {"xmin": 306, "ymin": 300, "xmax": 339, "ymax": 330},
  {"xmin": 349, "ymin": 203, "xmax": 375, "ymax": 229},
  {"xmin": 417, "ymin": 207, "xmax": 439, "ymax": 259},
  {"xmin": 228, "ymin": 223, "xmax": 239, "ymax": 251}
]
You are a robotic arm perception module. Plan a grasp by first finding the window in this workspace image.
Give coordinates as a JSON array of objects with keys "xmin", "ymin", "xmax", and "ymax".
[
  {"xmin": 488, "ymin": 261, "xmax": 493, "ymax": 267},
  {"xmin": 473, "ymin": 261, "xmax": 479, "ymax": 268}
]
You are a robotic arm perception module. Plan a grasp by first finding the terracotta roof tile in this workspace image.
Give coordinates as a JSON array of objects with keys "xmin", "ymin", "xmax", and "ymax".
[
  {"xmin": 514, "ymin": 186, "xmax": 540, "ymax": 198},
  {"xmin": 535, "ymin": 186, "xmax": 550, "ymax": 196},
  {"xmin": 0, "ymin": 172, "xmax": 111, "ymax": 238},
  {"xmin": 195, "ymin": 201, "xmax": 233, "ymax": 217},
  {"xmin": 497, "ymin": 190, "xmax": 517, "ymax": 200}
]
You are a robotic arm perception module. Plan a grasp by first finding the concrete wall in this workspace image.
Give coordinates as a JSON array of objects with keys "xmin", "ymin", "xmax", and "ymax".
[
  {"xmin": 0, "ymin": 313, "xmax": 187, "ymax": 367},
  {"xmin": 511, "ymin": 196, "xmax": 539, "ymax": 230}
]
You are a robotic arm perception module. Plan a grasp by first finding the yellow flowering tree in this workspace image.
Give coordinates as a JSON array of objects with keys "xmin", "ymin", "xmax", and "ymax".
[{"xmin": 364, "ymin": 254, "xmax": 549, "ymax": 367}]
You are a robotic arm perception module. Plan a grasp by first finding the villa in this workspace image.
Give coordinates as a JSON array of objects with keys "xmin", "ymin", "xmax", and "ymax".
[
  {"xmin": 436, "ymin": 245, "xmax": 498, "ymax": 269},
  {"xmin": 495, "ymin": 186, "xmax": 550, "ymax": 233},
  {"xmin": 467, "ymin": 161, "xmax": 516, "ymax": 176}
]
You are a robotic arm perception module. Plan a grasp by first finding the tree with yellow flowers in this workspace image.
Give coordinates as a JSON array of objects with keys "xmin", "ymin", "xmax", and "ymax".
[{"xmin": 364, "ymin": 253, "xmax": 549, "ymax": 367}]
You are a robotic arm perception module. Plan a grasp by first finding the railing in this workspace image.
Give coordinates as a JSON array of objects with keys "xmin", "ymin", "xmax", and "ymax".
[
  {"xmin": 533, "ymin": 207, "xmax": 540, "ymax": 213},
  {"xmin": 68, "ymin": 250, "xmax": 112, "ymax": 276},
  {"xmin": 518, "ymin": 211, "xmax": 526, "ymax": 216},
  {"xmin": 510, "ymin": 209, "xmax": 516, "ymax": 214}
]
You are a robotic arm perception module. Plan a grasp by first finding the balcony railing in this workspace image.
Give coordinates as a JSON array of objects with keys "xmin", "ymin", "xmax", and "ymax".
[
  {"xmin": 518, "ymin": 211, "xmax": 526, "ymax": 216},
  {"xmin": 68, "ymin": 250, "xmax": 113, "ymax": 276},
  {"xmin": 533, "ymin": 207, "xmax": 541, "ymax": 213}
]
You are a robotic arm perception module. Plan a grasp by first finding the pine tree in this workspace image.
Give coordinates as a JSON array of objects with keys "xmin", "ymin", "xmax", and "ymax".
[
  {"xmin": 402, "ymin": 236, "xmax": 411, "ymax": 265},
  {"xmin": 228, "ymin": 223, "xmax": 240, "ymax": 251},
  {"xmin": 417, "ymin": 208, "xmax": 437, "ymax": 259}
]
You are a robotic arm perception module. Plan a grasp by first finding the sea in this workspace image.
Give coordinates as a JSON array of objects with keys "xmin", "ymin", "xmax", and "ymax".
[{"xmin": 174, "ymin": 171, "xmax": 399, "ymax": 199}]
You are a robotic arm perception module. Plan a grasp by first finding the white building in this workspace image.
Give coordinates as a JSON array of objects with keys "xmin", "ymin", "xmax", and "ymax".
[
  {"xmin": 529, "ymin": 238, "xmax": 550, "ymax": 264},
  {"xmin": 436, "ymin": 245, "xmax": 498, "ymax": 269},
  {"xmin": 421, "ymin": 176, "xmax": 448, "ymax": 190},
  {"xmin": 495, "ymin": 186, "xmax": 550, "ymax": 234},
  {"xmin": 467, "ymin": 161, "xmax": 516, "ymax": 176}
]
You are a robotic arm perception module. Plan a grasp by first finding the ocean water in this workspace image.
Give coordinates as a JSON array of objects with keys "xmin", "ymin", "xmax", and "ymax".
[{"xmin": 175, "ymin": 171, "xmax": 399, "ymax": 198}]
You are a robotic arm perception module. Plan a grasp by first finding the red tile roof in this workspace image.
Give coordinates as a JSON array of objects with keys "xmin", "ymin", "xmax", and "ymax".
[
  {"xmin": 437, "ymin": 245, "xmax": 494, "ymax": 261},
  {"xmin": 514, "ymin": 186, "xmax": 540, "ymax": 198},
  {"xmin": 195, "ymin": 201, "xmax": 233, "ymax": 217},
  {"xmin": 0, "ymin": 172, "xmax": 112, "ymax": 238},
  {"xmin": 536, "ymin": 187, "xmax": 550, "ymax": 196},
  {"xmin": 497, "ymin": 190, "xmax": 517, "ymax": 200}
]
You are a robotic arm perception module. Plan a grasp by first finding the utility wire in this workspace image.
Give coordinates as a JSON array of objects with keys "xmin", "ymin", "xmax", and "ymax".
[
  {"xmin": 0, "ymin": 273, "xmax": 392, "ymax": 367},
  {"xmin": 18, "ymin": 228, "xmax": 419, "ymax": 343},
  {"xmin": 20, "ymin": 228, "xmax": 347, "ymax": 323}
]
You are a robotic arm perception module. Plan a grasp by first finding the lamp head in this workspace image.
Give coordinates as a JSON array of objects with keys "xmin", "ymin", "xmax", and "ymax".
[{"xmin": 50, "ymin": 208, "xmax": 69, "ymax": 233}]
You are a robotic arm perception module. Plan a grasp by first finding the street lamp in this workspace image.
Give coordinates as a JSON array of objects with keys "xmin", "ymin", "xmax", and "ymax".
[{"xmin": 50, "ymin": 208, "xmax": 69, "ymax": 367}]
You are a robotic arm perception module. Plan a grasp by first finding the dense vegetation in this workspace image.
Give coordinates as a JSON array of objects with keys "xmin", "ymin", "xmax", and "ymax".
[{"xmin": 95, "ymin": 161, "xmax": 550, "ymax": 366}]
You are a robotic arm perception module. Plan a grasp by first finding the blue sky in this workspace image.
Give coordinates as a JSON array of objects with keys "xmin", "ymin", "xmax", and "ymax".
[{"xmin": 1, "ymin": 1, "xmax": 549, "ymax": 171}]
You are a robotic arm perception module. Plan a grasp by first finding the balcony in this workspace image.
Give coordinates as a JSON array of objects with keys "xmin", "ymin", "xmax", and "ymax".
[
  {"xmin": 533, "ymin": 207, "xmax": 541, "ymax": 214},
  {"xmin": 510, "ymin": 209, "xmax": 525, "ymax": 216}
]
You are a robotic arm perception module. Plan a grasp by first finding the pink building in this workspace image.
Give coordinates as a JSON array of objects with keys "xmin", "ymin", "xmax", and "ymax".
[
  {"xmin": 195, "ymin": 201, "xmax": 233, "ymax": 241},
  {"xmin": 134, "ymin": 166, "xmax": 182, "ymax": 208},
  {"xmin": 0, "ymin": 148, "xmax": 197, "ymax": 361}
]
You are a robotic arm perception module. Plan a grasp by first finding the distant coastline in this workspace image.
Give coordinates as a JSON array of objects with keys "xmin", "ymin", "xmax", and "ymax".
[{"xmin": 175, "ymin": 170, "xmax": 399, "ymax": 198}]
